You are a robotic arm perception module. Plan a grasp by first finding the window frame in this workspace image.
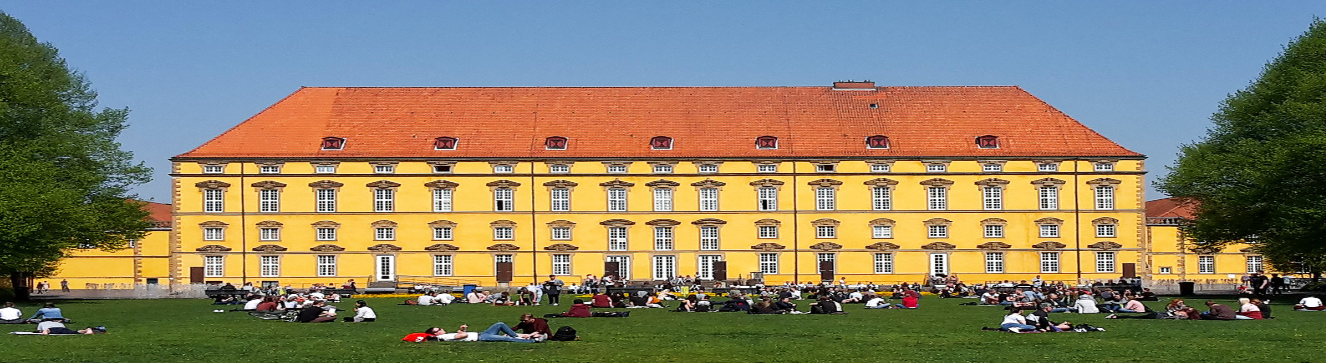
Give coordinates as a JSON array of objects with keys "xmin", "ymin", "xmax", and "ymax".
[
  {"xmin": 550, "ymin": 188, "xmax": 571, "ymax": 212},
  {"xmin": 698, "ymin": 187, "xmax": 719, "ymax": 212},
  {"xmin": 204, "ymin": 255, "xmax": 224, "ymax": 277},
  {"xmin": 985, "ymin": 252, "xmax": 1005, "ymax": 273},
  {"xmin": 759, "ymin": 253, "xmax": 779, "ymax": 274},
  {"xmin": 259, "ymin": 255, "xmax": 280, "ymax": 277},
  {"xmin": 317, "ymin": 255, "xmax": 337, "ymax": 277},
  {"xmin": 873, "ymin": 253, "xmax": 894, "ymax": 274},
  {"xmin": 433, "ymin": 255, "xmax": 454, "ymax": 276},
  {"xmin": 494, "ymin": 188, "xmax": 515, "ymax": 212}
]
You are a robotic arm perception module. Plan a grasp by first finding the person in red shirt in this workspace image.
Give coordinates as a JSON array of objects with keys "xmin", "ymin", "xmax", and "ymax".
[
  {"xmin": 544, "ymin": 299, "xmax": 628, "ymax": 318},
  {"xmin": 591, "ymin": 291, "xmax": 613, "ymax": 308},
  {"xmin": 514, "ymin": 313, "xmax": 551, "ymax": 336},
  {"xmin": 254, "ymin": 296, "xmax": 279, "ymax": 312},
  {"xmin": 901, "ymin": 294, "xmax": 919, "ymax": 309}
]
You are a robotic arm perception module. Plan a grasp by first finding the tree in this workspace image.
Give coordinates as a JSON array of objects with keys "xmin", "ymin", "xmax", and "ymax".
[
  {"xmin": 0, "ymin": 11, "xmax": 152, "ymax": 300},
  {"xmin": 1158, "ymin": 19, "xmax": 1326, "ymax": 277}
]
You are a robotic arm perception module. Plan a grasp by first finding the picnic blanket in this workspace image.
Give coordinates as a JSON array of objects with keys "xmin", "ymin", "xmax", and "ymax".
[{"xmin": 10, "ymin": 331, "xmax": 82, "ymax": 336}]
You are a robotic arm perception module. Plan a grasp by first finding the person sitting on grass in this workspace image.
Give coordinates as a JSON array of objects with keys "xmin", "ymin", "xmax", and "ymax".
[
  {"xmin": 1252, "ymin": 298, "xmax": 1272, "ymax": 319},
  {"xmin": 255, "ymin": 296, "xmax": 279, "ymax": 312},
  {"xmin": 1200, "ymin": 300, "xmax": 1238, "ymax": 320},
  {"xmin": 719, "ymin": 296, "xmax": 752, "ymax": 312},
  {"xmin": 434, "ymin": 292, "xmax": 455, "ymax": 305},
  {"xmin": 296, "ymin": 300, "xmax": 336, "ymax": 323},
  {"xmin": 1236, "ymin": 297, "xmax": 1263, "ymax": 320},
  {"xmin": 1113, "ymin": 297, "xmax": 1147, "ymax": 314},
  {"xmin": 1295, "ymin": 296, "xmax": 1324, "ymax": 311},
  {"xmin": 749, "ymin": 299, "xmax": 779, "ymax": 314},
  {"xmin": 1073, "ymin": 293, "xmax": 1100, "ymax": 314},
  {"xmin": 545, "ymin": 299, "xmax": 630, "ymax": 318},
  {"xmin": 242, "ymin": 295, "xmax": 263, "ymax": 311},
  {"xmin": 591, "ymin": 291, "xmax": 613, "ymax": 308},
  {"xmin": 775, "ymin": 296, "xmax": 798, "ymax": 313},
  {"xmin": 1030, "ymin": 303, "xmax": 1072, "ymax": 332},
  {"xmin": 517, "ymin": 288, "xmax": 534, "ymax": 306},
  {"xmin": 343, "ymin": 300, "xmax": 376, "ymax": 322},
  {"xmin": 980, "ymin": 290, "xmax": 1000, "ymax": 305},
  {"xmin": 999, "ymin": 307, "xmax": 1036, "ymax": 332},
  {"xmin": 417, "ymin": 291, "xmax": 436, "ymax": 306},
  {"xmin": 466, "ymin": 289, "xmax": 488, "ymax": 304},
  {"xmin": 865, "ymin": 294, "xmax": 889, "ymax": 309},
  {"xmin": 900, "ymin": 294, "xmax": 919, "ymax": 309},
  {"xmin": 492, "ymin": 292, "xmax": 513, "ymax": 306},
  {"xmin": 678, "ymin": 295, "xmax": 698, "ymax": 312},
  {"xmin": 1108, "ymin": 298, "xmax": 1196, "ymax": 320},
  {"xmin": 27, "ymin": 303, "xmax": 65, "ymax": 323},
  {"xmin": 0, "ymin": 302, "xmax": 24, "ymax": 324},
  {"xmin": 1045, "ymin": 293, "xmax": 1076, "ymax": 313},
  {"xmin": 809, "ymin": 295, "xmax": 844, "ymax": 314},
  {"xmin": 515, "ymin": 313, "xmax": 551, "ymax": 336}
]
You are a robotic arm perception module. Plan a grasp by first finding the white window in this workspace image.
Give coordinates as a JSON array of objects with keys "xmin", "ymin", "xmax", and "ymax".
[
  {"xmin": 315, "ymin": 164, "xmax": 336, "ymax": 174},
  {"xmin": 654, "ymin": 227, "xmax": 673, "ymax": 251},
  {"xmin": 259, "ymin": 189, "xmax": 279, "ymax": 212},
  {"xmin": 697, "ymin": 164, "xmax": 719, "ymax": 173},
  {"xmin": 605, "ymin": 255, "xmax": 630, "ymax": 280},
  {"xmin": 652, "ymin": 188, "xmax": 673, "ymax": 211},
  {"xmin": 1039, "ymin": 186, "xmax": 1059, "ymax": 210},
  {"xmin": 494, "ymin": 164, "xmax": 514, "ymax": 173},
  {"xmin": 815, "ymin": 225, "xmax": 836, "ymax": 239},
  {"xmin": 699, "ymin": 188, "xmax": 719, "ymax": 211},
  {"xmin": 316, "ymin": 189, "xmax": 336, "ymax": 213},
  {"xmin": 607, "ymin": 164, "xmax": 628, "ymax": 173},
  {"xmin": 1095, "ymin": 186, "xmax": 1115, "ymax": 210},
  {"xmin": 1096, "ymin": 252, "xmax": 1116, "ymax": 273},
  {"xmin": 203, "ymin": 227, "xmax": 224, "ymax": 241},
  {"xmin": 203, "ymin": 189, "xmax": 224, "ymax": 213},
  {"xmin": 982, "ymin": 163, "xmax": 1002, "ymax": 172},
  {"xmin": 872, "ymin": 225, "xmax": 893, "ymax": 239},
  {"xmin": 608, "ymin": 227, "xmax": 628, "ymax": 251},
  {"xmin": 653, "ymin": 164, "xmax": 673, "ymax": 174},
  {"xmin": 260, "ymin": 255, "xmax": 279, "ymax": 277},
  {"xmin": 551, "ymin": 226, "xmax": 572, "ymax": 240},
  {"xmin": 757, "ymin": 187, "xmax": 778, "ymax": 211},
  {"xmin": 815, "ymin": 164, "xmax": 835, "ymax": 173},
  {"xmin": 815, "ymin": 187, "xmax": 835, "ymax": 211},
  {"xmin": 1246, "ymin": 256, "xmax": 1263, "ymax": 274},
  {"xmin": 1097, "ymin": 224, "xmax": 1117, "ymax": 238},
  {"xmin": 1040, "ymin": 252, "xmax": 1060, "ymax": 273},
  {"xmin": 1095, "ymin": 163, "xmax": 1114, "ymax": 172},
  {"xmin": 550, "ymin": 188, "xmax": 571, "ymax": 212},
  {"xmin": 433, "ymin": 255, "xmax": 453, "ymax": 276},
  {"xmin": 653, "ymin": 255, "xmax": 676, "ymax": 280},
  {"xmin": 373, "ymin": 188, "xmax": 394, "ymax": 212},
  {"xmin": 697, "ymin": 255, "xmax": 721, "ymax": 280},
  {"xmin": 758, "ymin": 225, "xmax": 778, "ymax": 239},
  {"xmin": 433, "ymin": 227, "xmax": 453, "ymax": 240},
  {"xmin": 1040, "ymin": 224, "xmax": 1060, "ymax": 238},
  {"xmin": 930, "ymin": 253, "xmax": 949, "ymax": 275},
  {"xmin": 317, "ymin": 255, "xmax": 337, "ymax": 277},
  {"xmin": 985, "ymin": 252, "xmax": 1004, "ymax": 273},
  {"xmin": 607, "ymin": 188, "xmax": 627, "ymax": 212},
  {"xmin": 757, "ymin": 164, "xmax": 777, "ymax": 173},
  {"xmin": 259, "ymin": 165, "xmax": 280, "ymax": 174},
  {"xmin": 983, "ymin": 186, "xmax": 1002, "ymax": 210},
  {"xmin": 874, "ymin": 253, "xmax": 894, "ymax": 274},
  {"xmin": 493, "ymin": 226, "xmax": 514, "ymax": 240},
  {"xmin": 1198, "ymin": 255, "xmax": 1215, "ymax": 274},
  {"xmin": 432, "ymin": 164, "xmax": 453, "ymax": 173},
  {"xmin": 870, "ymin": 163, "xmax": 891, "ymax": 173},
  {"xmin": 202, "ymin": 164, "xmax": 223, "ymax": 174},
  {"xmin": 699, "ymin": 226, "xmax": 719, "ymax": 250},
  {"xmin": 928, "ymin": 225, "xmax": 948, "ymax": 238},
  {"xmin": 374, "ymin": 164, "xmax": 395, "ymax": 174},
  {"xmin": 553, "ymin": 254, "xmax": 572, "ymax": 276},
  {"xmin": 259, "ymin": 228, "xmax": 280, "ymax": 241},
  {"xmin": 926, "ymin": 163, "xmax": 947, "ymax": 173},
  {"xmin": 549, "ymin": 164, "xmax": 570, "ymax": 173},
  {"xmin": 984, "ymin": 224, "xmax": 1004, "ymax": 238},
  {"xmin": 1159, "ymin": 266, "xmax": 1172, "ymax": 274},
  {"xmin": 759, "ymin": 253, "xmax": 779, "ymax": 274},
  {"xmin": 872, "ymin": 187, "xmax": 891, "ymax": 211},
  {"xmin": 1038, "ymin": 163, "xmax": 1058, "ymax": 172},
  {"xmin": 375, "ymin": 227, "xmax": 395, "ymax": 241},
  {"xmin": 204, "ymin": 256, "xmax": 223, "ymax": 277},
  {"xmin": 494, "ymin": 188, "xmax": 514, "ymax": 211},
  {"xmin": 316, "ymin": 227, "xmax": 336, "ymax": 241},
  {"xmin": 433, "ymin": 188, "xmax": 453, "ymax": 212},
  {"xmin": 927, "ymin": 187, "xmax": 947, "ymax": 210}
]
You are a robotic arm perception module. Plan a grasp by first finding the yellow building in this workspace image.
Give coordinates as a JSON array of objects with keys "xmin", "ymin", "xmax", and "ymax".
[
  {"xmin": 45, "ymin": 201, "xmax": 173, "ymax": 288},
  {"xmin": 1145, "ymin": 197, "xmax": 1267, "ymax": 281},
  {"xmin": 166, "ymin": 82, "xmax": 1147, "ymax": 287}
]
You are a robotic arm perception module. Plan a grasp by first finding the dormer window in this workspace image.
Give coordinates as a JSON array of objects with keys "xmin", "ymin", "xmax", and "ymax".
[
  {"xmin": 650, "ymin": 136, "xmax": 673, "ymax": 150},
  {"xmin": 756, "ymin": 136, "xmax": 779, "ymax": 149},
  {"xmin": 1095, "ymin": 162, "xmax": 1115, "ymax": 172},
  {"xmin": 202, "ymin": 165, "xmax": 224, "ymax": 174},
  {"xmin": 321, "ymin": 137, "xmax": 345, "ymax": 150},
  {"xmin": 374, "ymin": 164, "xmax": 395, "ymax": 174},
  {"xmin": 545, "ymin": 136, "xmax": 568, "ymax": 150},
  {"xmin": 434, "ymin": 137, "xmax": 458, "ymax": 150},
  {"xmin": 815, "ymin": 164, "xmax": 836, "ymax": 173},
  {"xmin": 653, "ymin": 164, "xmax": 673, "ymax": 174},
  {"xmin": 866, "ymin": 135, "xmax": 890, "ymax": 149},
  {"xmin": 259, "ymin": 165, "xmax": 281, "ymax": 174},
  {"xmin": 976, "ymin": 135, "xmax": 999, "ymax": 149}
]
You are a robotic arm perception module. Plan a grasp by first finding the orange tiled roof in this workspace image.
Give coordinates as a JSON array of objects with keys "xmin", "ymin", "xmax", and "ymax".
[
  {"xmin": 175, "ymin": 85, "xmax": 1141, "ymax": 159},
  {"xmin": 140, "ymin": 201, "xmax": 172, "ymax": 228},
  {"xmin": 1146, "ymin": 197, "xmax": 1196, "ymax": 219}
]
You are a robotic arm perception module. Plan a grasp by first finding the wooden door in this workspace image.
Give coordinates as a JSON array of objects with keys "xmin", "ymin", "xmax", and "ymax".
[
  {"xmin": 189, "ymin": 267, "xmax": 205, "ymax": 284},
  {"xmin": 1122, "ymin": 263, "xmax": 1137, "ymax": 278},
  {"xmin": 604, "ymin": 261, "xmax": 620, "ymax": 280},
  {"xmin": 712, "ymin": 261, "xmax": 727, "ymax": 282},
  {"xmin": 819, "ymin": 261, "xmax": 834, "ymax": 282},
  {"xmin": 496, "ymin": 261, "xmax": 514, "ymax": 283}
]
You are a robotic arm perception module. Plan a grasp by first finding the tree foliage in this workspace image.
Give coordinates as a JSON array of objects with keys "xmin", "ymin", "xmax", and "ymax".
[
  {"xmin": 1158, "ymin": 19, "xmax": 1326, "ymax": 274},
  {"xmin": 0, "ymin": 11, "xmax": 152, "ymax": 298}
]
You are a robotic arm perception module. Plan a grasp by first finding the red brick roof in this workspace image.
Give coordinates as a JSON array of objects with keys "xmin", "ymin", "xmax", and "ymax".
[
  {"xmin": 176, "ymin": 85, "xmax": 1141, "ymax": 159},
  {"xmin": 141, "ymin": 201, "xmax": 172, "ymax": 228},
  {"xmin": 1146, "ymin": 197, "xmax": 1196, "ymax": 219}
]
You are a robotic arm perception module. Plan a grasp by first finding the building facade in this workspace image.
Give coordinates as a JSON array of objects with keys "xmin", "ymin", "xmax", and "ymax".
[
  {"xmin": 1145, "ymin": 197, "xmax": 1267, "ymax": 280},
  {"xmin": 45, "ymin": 201, "xmax": 172, "ymax": 288},
  {"xmin": 165, "ymin": 82, "xmax": 1146, "ymax": 287}
]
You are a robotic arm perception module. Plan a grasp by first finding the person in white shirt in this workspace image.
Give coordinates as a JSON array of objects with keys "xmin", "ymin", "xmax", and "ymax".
[
  {"xmin": 309, "ymin": 291, "xmax": 325, "ymax": 300},
  {"xmin": 1073, "ymin": 294, "xmax": 1100, "ymax": 314},
  {"xmin": 418, "ymin": 293, "xmax": 435, "ymax": 306},
  {"xmin": 1000, "ymin": 308, "xmax": 1035, "ymax": 332},
  {"xmin": 0, "ymin": 302, "xmax": 23, "ymax": 324},
  {"xmin": 435, "ymin": 292, "xmax": 455, "ymax": 305},
  {"xmin": 242, "ymin": 296, "xmax": 262, "ymax": 311},
  {"xmin": 343, "ymin": 300, "xmax": 377, "ymax": 322},
  {"xmin": 1295, "ymin": 296, "xmax": 1324, "ymax": 311},
  {"xmin": 527, "ymin": 283, "xmax": 543, "ymax": 306},
  {"xmin": 865, "ymin": 295, "xmax": 890, "ymax": 309}
]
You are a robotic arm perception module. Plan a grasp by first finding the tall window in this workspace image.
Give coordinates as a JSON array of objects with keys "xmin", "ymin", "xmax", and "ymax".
[
  {"xmin": 375, "ymin": 227, "xmax": 395, "ymax": 241},
  {"xmin": 259, "ymin": 228, "xmax": 280, "ymax": 241},
  {"xmin": 927, "ymin": 225, "xmax": 948, "ymax": 238},
  {"xmin": 1097, "ymin": 224, "xmax": 1117, "ymax": 238},
  {"xmin": 872, "ymin": 225, "xmax": 893, "ymax": 239},
  {"xmin": 259, "ymin": 189, "xmax": 280, "ymax": 212},
  {"xmin": 874, "ymin": 253, "xmax": 894, "ymax": 274},
  {"xmin": 815, "ymin": 187, "xmax": 835, "ymax": 211},
  {"xmin": 699, "ymin": 226, "xmax": 719, "ymax": 250},
  {"xmin": 551, "ymin": 226, "xmax": 572, "ymax": 240},
  {"xmin": 872, "ymin": 187, "xmax": 891, "ymax": 210},
  {"xmin": 494, "ymin": 188, "xmax": 514, "ymax": 211},
  {"xmin": 203, "ymin": 227, "xmax": 224, "ymax": 241},
  {"xmin": 608, "ymin": 227, "xmax": 628, "ymax": 251},
  {"xmin": 203, "ymin": 189, "xmax": 224, "ymax": 212},
  {"xmin": 653, "ymin": 255, "xmax": 676, "ymax": 280},
  {"xmin": 1040, "ymin": 252, "xmax": 1060, "ymax": 273},
  {"xmin": 204, "ymin": 256, "xmax": 223, "ymax": 277},
  {"xmin": 698, "ymin": 255, "xmax": 721, "ymax": 280},
  {"xmin": 433, "ymin": 188, "xmax": 453, "ymax": 212},
  {"xmin": 1040, "ymin": 224, "xmax": 1060, "ymax": 238},
  {"xmin": 815, "ymin": 225, "xmax": 836, "ymax": 239},
  {"xmin": 1039, "ymin": 186, "xmax": 1059, "ymax": 210},
  {"xmin": 930, "ymin": 253, "xmax": 949, "ymax": 275},
  {"xmin": 316, "ymin": 189, "xmax": 336, "ymax": 212},
  {"xmin": 758, "ymin": 225, "xmax": 778, "ymax": 239},
  {"xmin": 927, "ymin": 187, "xmax": 947, "ymax": 210},
  {"xmin": 1246, "ymin": 256, "xmax": 1263, "ymax": 274},
  {"xmin": 983, "ymin": 186, "xmax": 1002, "ymax": 210},
  {"xmin": 550, "ymin": 188, "xmax": 571, "ymax": 212},
  {"xmin": 985, "ymin": 252, "xmax": 1004, "ymax": 273},
  {"xmin": 1096, "ymin": 252, "xmax": 1116, "ymax": 273},
  {"xmin": 316, "ymin": 227, "xmax": 336, "ymax": 241},
  {"xmin": 553, "ymin": 254, "xmax": 572, "ymax": 276},
  {"xmin": 607, "ymin": 188, "xmax": 627, "ymax": 212},
  {"xmin": 653, "ymin": 188, "xmax": 673, "ymax": 212},
  {"xmin": 699, "ymin": 188, "xmax": 719, "ymax": 211},
  {"xmin": 260, "ymin": 255, "xmax": 279, "ymax": 277},
  {"xmin": 817, "ymin": 253, "xmax": 836, "ymax": 270},
  {"xmin": 433, "ymin": 227, "xmax": 453, "ymax": 240},
  {"xmin": 984, "ymin": 224, "xmax": 1004, "ymax": 238},
  {"xmin": 654, "ymin": 227, "xmax": 673, "ymax": 250},
  {"xmin": 317, "ymin": 255, "xmax": 337, "ymax": 276},
  {"xmin": 373, "ymin": 188, "xmax": 394, "ymax": 212},
  {"xmin": 1198, "ymin": 255, "xmax": 1215, "ymax": 274},
  {"xmin": 433, "ymin": 255, "xmax": 453, "ymax": 276},
  {"xmin": 494, "ymin": 254, "xmax": 514, "ymax": 274},
  {"xmin": 493, "ymin": 226, "xmax": 514, "ymax": 240},
  {"xmin": 759, "ymin": 253, "xmax": 779, "ymax": 274},
  {"xmin": 1095, "ymin": 186, "xmax": 1115, "ymax": 210},
  {"xmin": 757, "ymin": 187, "xmax": 778, "ymax": 211}
]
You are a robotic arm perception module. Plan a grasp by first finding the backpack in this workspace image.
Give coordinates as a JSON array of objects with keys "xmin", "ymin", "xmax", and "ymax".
[{"xmin": 550, "ymin": 326, "xmax": 578, "ymax": 341}]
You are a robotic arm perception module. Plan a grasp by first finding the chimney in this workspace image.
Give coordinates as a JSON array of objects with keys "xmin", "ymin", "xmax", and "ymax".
[{"xmin": 832, "ymin": 80, "xmax": 876, "ymax": 90}]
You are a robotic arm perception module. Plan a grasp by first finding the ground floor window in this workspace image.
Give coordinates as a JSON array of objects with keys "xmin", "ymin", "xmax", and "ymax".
[
  {"xmin": 553, "ymin": 254, "xmax": 572, "ymax": 276},
  {"xmin": 930, "ymin": 253, "xmax": 948, "ymax": 275},
  {"xmin": 317, "ymin": 255, "xmax": 337, "ymax": 277},
  {"xmin": 984, "ymin": 252, "xmax": 1003, "ymax": 273},
  {"xmin": 697, "ymin": 255, "xmax": 721, "ymax": 280},
  {"xmin": 652, "ymin": 255, "xmax": 676, "ymax": 281},
  {"xmin": 606, "ymin": 255, "xmax": 631, "ymax": 280},
  {"xmin": 433, "ymin": 255, "xmax": 453, "ymax": 276},
  {"xmin": 1198, "ymin": 255, "xmax": 1215, "ymax": 274},
  {"xmin": 204, "ymin": 255, "xmax": 223, "ymax": 277},
  {"xmin": 1096, "ymin": 252, "xmax": 1116, "ymax": 273},
  {"xmin": 1246, "ymin": 255, "xmax": 1263, "ymax": 274}
]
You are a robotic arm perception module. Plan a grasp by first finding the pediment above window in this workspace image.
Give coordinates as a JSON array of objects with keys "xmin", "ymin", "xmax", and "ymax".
[
  {"xmin": 250, "ymin": 180, "xmax": 287, "ymax": 189},
  {"xmin": 922, "ymin": 242, "xmax": 956, "ymax": 250},
  {"xmin": 750, "ymin": 242, "xmax": 786, "ymax": 251},
  {"xmin": 308, "ymin": 180, "xmax": 344, "ymax": 188},
  {"xmin": 599, "ymin": 219, "xmax": 636, "ymax": 226},
  {"xmin": 645, "ymin": 179, "xmax": 680, "ymax": 188},
  {"xmin": 690, "ymin": 179, "xmax": 727, "ymax": 188},
  {"xmin": 599, "ymin": 179, "xmax": 636, "ymax": 188},
  {"xmin": 810, "ymin": 242, "xmax": 842, "ymax": 251},
  {"xmin": 310, "ymin": 244, "xmax": 345, "ymax": 252},
  {"xmin": 365, "ymin": 180, "xmax": 401, "ymax": 188},
  {"xmin": 195, "ymin": 180, "xmax": 231, "ymax": 189},
  {"xmin": 691, "ymin": 218, "xmax": 727, "ymax": 226},
  {"xmin": 977, "ymin": 242, "xmax": 1012, "ymax": 250},
  {"xmin": 368, "ymin": 243, "xmax": 402, "ymax": 252},
  {"xmin": 645, "ymin": 219, "xmax": 681, "ymax": 226},
  {"xmin": 866, "ymin": 242, "xmax": 900, "ymax": 251},
  {"xmin": 863, "ymin": 178, "xmax": 899, "ymax": 187},
  {"xmin": 425, "ymin": 243, "xmax": 460, "ymax": 252},
  {"xmin": 196, "ymin": 244, "xmax": 232, "ymax": 252},
  {"xmin": 1088, "ymin": 241, "xmax": 1123, "ymax": 250},
  {"xmin": 919, "ymin": 178, "xmax": 954, "ymax": 187},
  {"xmin": 252, "ymin": 244, "xmax": 287, "ymax": 253},
  {"xmin": 424, "ymin": 180, "xmax": 459, "ymax": 189},
  {"xmin": 487, "ymin": 243, "xmax": 521, "ymax": 251},
  {"xmin": 544, "ymin": 243, "xmax": 579, "ymax": 251},
  {"xmin": 1033, "ymin": 241, "xmax": 1067, "ymax": 250},
  {"xmin": 749, "ymin": 179, "xmax": 785, "ymax": 187}
]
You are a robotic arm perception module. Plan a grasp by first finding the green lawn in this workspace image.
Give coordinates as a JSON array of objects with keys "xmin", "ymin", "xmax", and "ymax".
[{"xmin": 0, "ymin": 296, "xmax": 1320, "ymax": 362}]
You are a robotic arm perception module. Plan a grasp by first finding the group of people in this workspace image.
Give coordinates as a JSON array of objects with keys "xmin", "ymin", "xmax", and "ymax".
[
  {"xmin": 30, "ymin": 280, "xmax": 70, "ymax": 294},
  {"xmin": 403, "ymin": 313, "xmax": 575, "ymax": 343},
  {"xmin": 0, "ymin": 302, "xmax": 105, "ymax": 335}
]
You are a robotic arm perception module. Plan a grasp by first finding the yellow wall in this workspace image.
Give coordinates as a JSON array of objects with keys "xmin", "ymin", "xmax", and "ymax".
[
  {"xmin": 46, "ymin": 228, "xmax": 172, "ymax": 288},
  {"xmin": 1146, "ymin": 223, "xmax": 1266, "ymax": 280}
]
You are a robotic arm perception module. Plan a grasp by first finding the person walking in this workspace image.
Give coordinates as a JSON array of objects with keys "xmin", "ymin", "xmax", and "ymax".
[
  {"xmin": 60, "ymin": 279, "xmax": 69, "ymax": 292},
  {"xmin": 543, "ymin": 275, "xmax": 564, "ymax": 306}
]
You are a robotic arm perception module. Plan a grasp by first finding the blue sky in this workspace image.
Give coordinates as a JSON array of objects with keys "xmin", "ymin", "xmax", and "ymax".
[{"xmin": 2, "ymin": 2, "xmax": 1322, "ymax": 202}]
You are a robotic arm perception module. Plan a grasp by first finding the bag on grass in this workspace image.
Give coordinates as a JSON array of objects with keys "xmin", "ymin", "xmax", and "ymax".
[{"xmin": 550, "ymin": 326, "xmax": 578, "ymax": 341}]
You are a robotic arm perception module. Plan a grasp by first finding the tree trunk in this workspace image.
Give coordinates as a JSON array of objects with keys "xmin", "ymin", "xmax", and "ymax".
[{"xmin": 9, "ymin": 273, "xmax": 30, "ymax": 301}]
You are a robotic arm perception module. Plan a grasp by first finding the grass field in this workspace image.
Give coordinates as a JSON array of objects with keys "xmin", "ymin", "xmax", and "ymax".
[{"xmin": 0, "ymin": 295, "xmax": 1321, "ymax": 362}]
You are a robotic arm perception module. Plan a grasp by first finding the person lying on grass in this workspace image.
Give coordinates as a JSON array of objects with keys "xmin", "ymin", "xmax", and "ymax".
[
  {"xmin": 545, "ymin": 299, "xmax": 629, "ymax": 318},
  {"xmin": 33, "ymin": 320, "xmax": 106, "ymax": 335},
  {"xmin": 1107, "ymin": 299, "xmax": 1199, "ymax": 320},
  {"xmin": 421, "ymin": 323, "xmax": 545, "ymax": 342},
  {"xmin": 1295, "ymin": 296, "xmax": 1323, "ymax": 311}
]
